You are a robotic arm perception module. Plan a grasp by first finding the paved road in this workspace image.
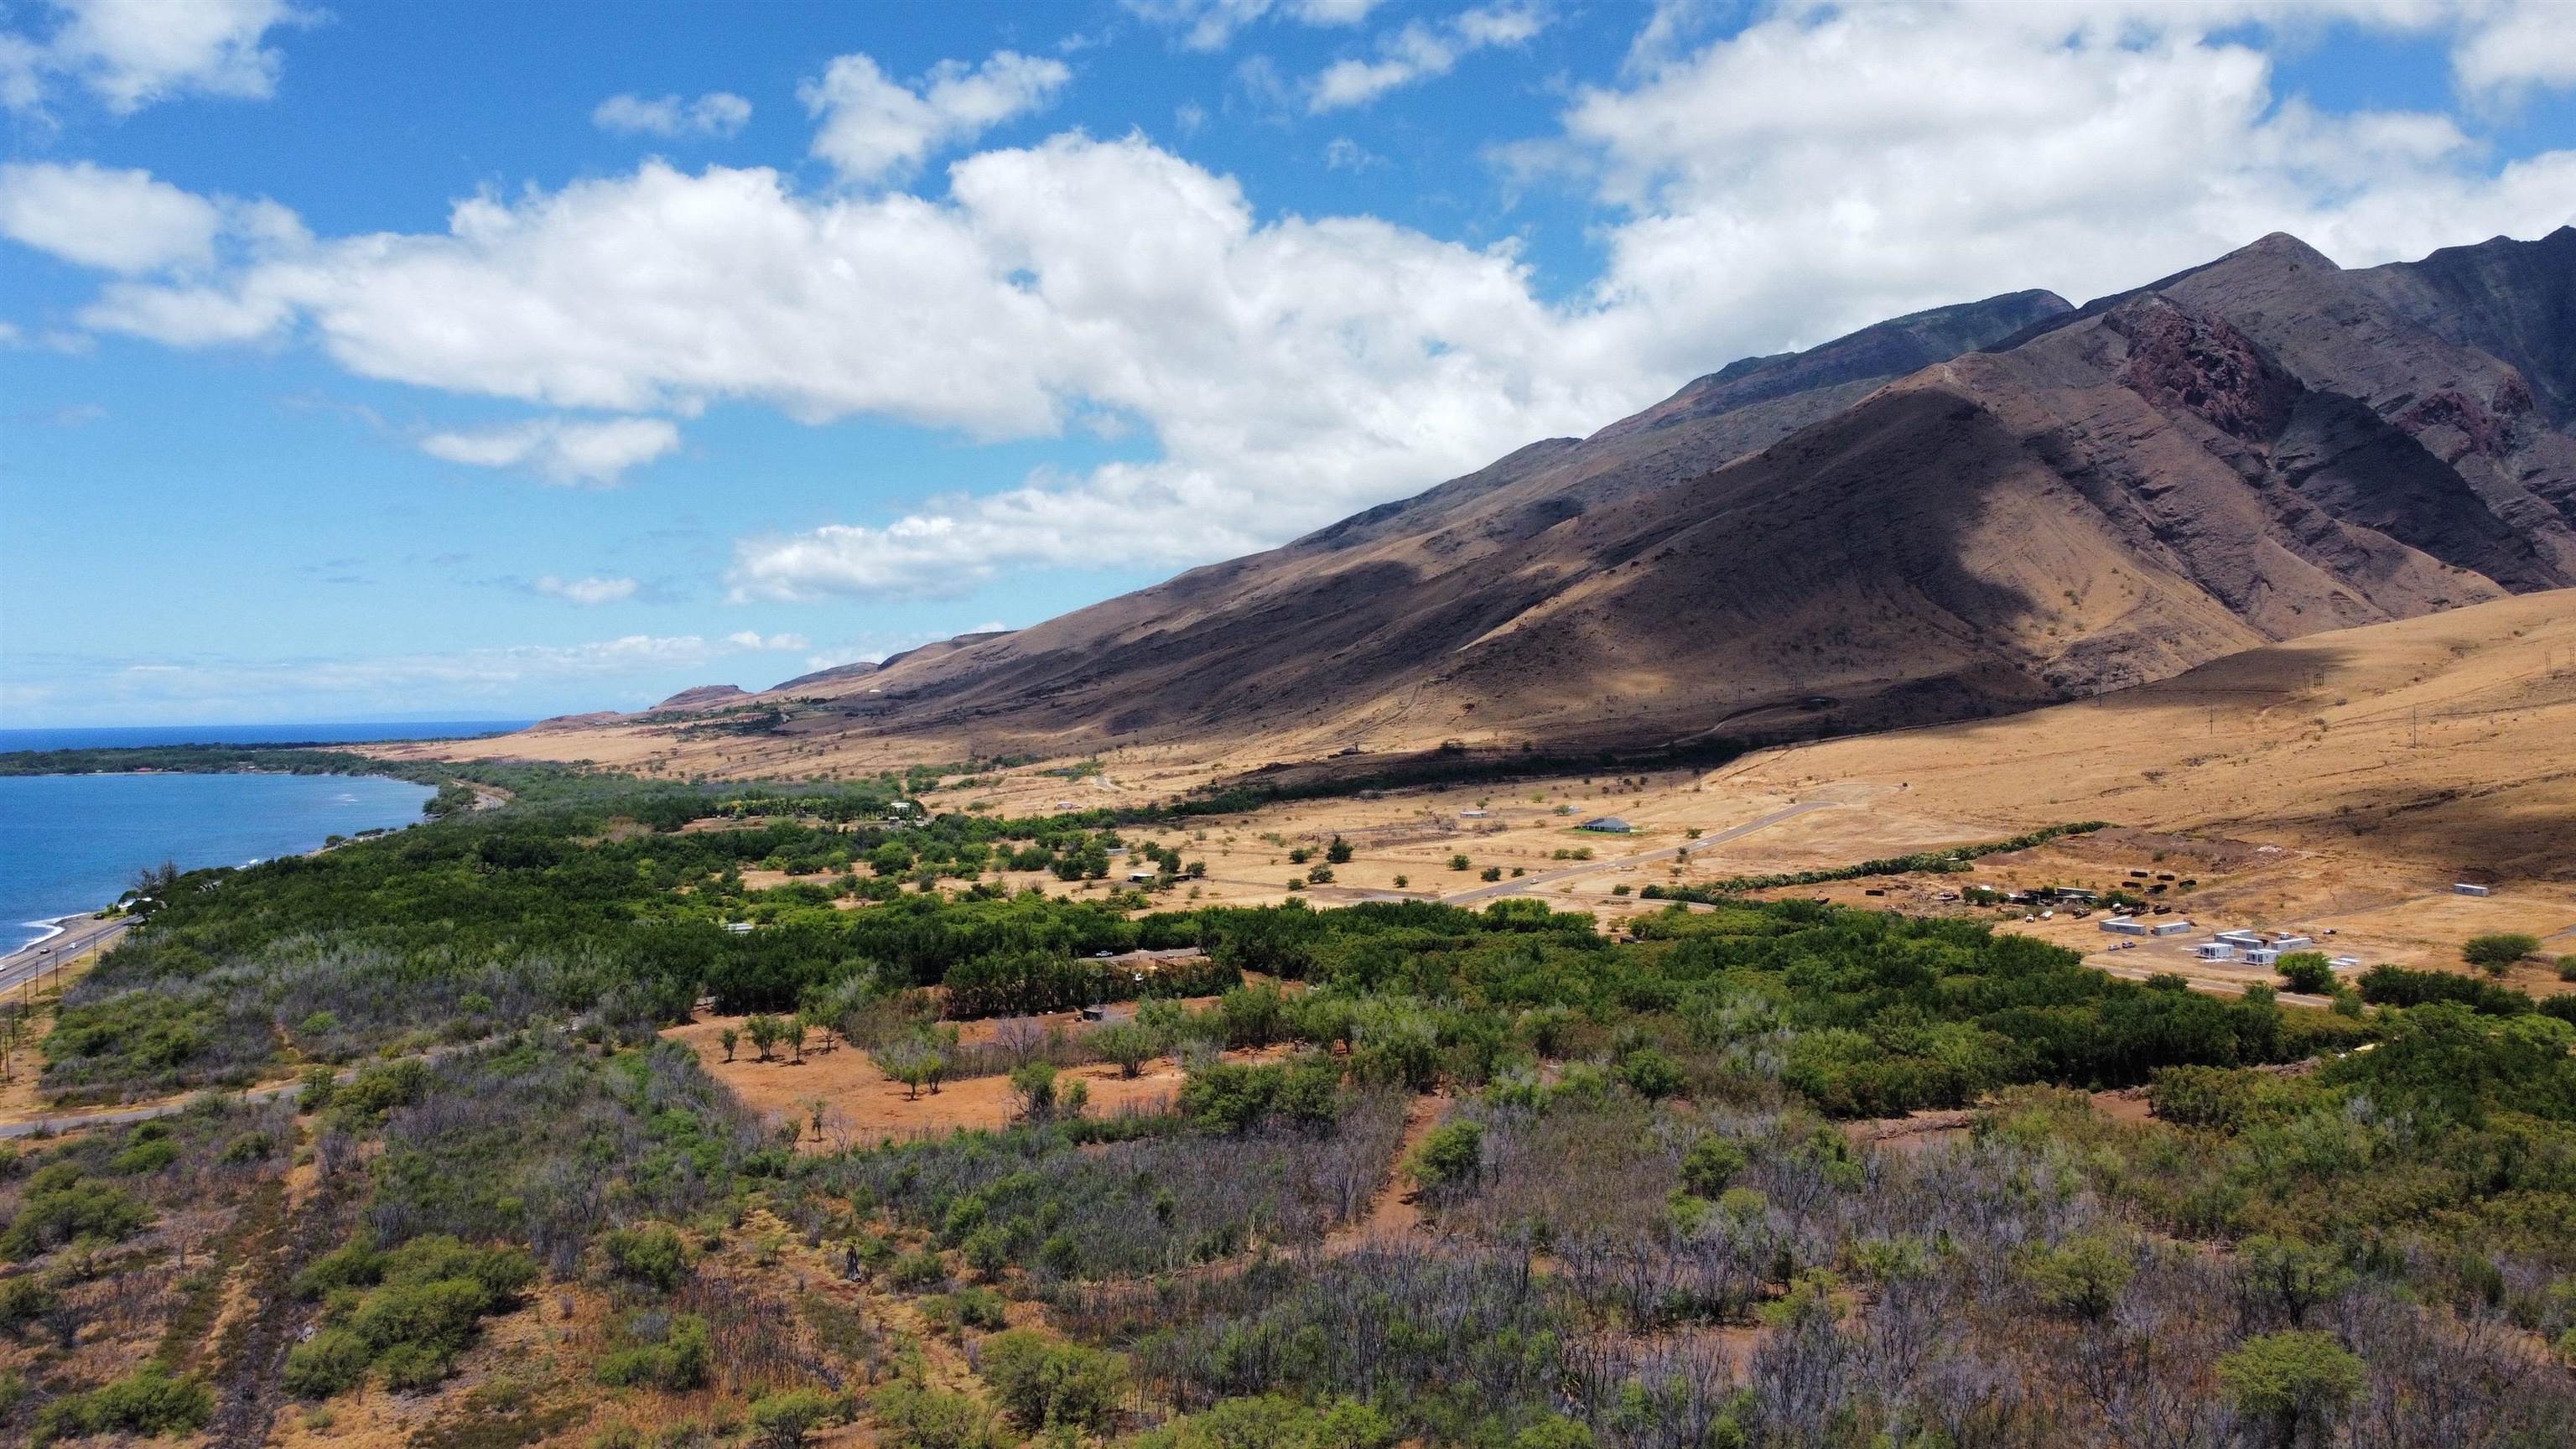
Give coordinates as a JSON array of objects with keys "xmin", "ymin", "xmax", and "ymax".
[
  {"xmin": 0, "ymin": 912, "xmax": 132, "ymax": 998},
  {"xmin": 1441, "ymin": 799, "xmax": 1838, "ymax": 905}
]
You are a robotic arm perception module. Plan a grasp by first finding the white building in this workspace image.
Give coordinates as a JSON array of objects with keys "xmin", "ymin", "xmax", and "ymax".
[
  {"xmin": 2149, "ymin": 920, "xmax": 2194, "ymax": 937},
  {"xmin": 2100, "ymin": 917, "xmax": 2149, "ymax": 935},
  {"xmin": 2195, "ymin": 943, "xmax": 2237, "ymax": 962},
  {"xmin": 2454, "ymin": 882, "xmax": 2492, "ymax": 896}
]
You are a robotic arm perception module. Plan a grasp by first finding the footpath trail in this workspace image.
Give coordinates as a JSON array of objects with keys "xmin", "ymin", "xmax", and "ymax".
[{"xmin": 1322, "ymin": 1092, "xmax": 1448, "ymax": 1256}]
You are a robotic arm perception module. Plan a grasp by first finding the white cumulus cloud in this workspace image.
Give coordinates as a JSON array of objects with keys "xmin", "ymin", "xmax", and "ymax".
[
  {"xmin": 532, "ymin": 574, "xmax": 641, "ymax": 605},
  {"xmin": 3, "ymin": 0, "xmax": 311, "ymax": 115},
  {"xmin": 2452, "ymin": 0, "xmax": 2576, "ymax": 99},
  {"xmin": 801, "ymin": 49, "xmax": 1070, "ymax": 184},
  {"xmin": 1309, "ymin": 3, "xmax": 1548, "ymax": 111},
  {"xmin": 1125, "ymin": 0, "xmax": 1386, "ymax": 51},
  {"xmin": 420, "ymin": 417, "xmax": 683, "ymax": 486},
  {"xmin": 592, "ymin": 90, "xmax": 752, "ymax": 138},
  {"xmin": 0, "ymin": 161, "xmax": 224, "ymax": 273},
  {"xmin": 19, "ymin": 1, "xmax": 2576, "ymax": 606}
]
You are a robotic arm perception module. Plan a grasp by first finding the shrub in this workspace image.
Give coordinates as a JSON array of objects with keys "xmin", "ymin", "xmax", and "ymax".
[
  {"xmin": 595, "ymin": 1312, "xmax": 711, "ymax": 1391},
  {"xmin": 283, "ymin": 1327, "xmax": 371, "ymax": 1399},
  {"xmin": 332, "ymin": 1057, "xmax": 431, "ymax": 1123},
  {"xmin": 283, "ymin": 1235, "xmax": 535, "ymax": 1398},
  {"xmin": 1513, "ymin": 1416, "xmax": 1596, "ymax": 1449},
  {"xmin": 872, "ymin": 1383, "xmax": 1005, "ymax": 1449},
  {"xmin": 2273, "ymin": 952, "xmax": 2336, "ymax": 995},
  {"xmin": 888, "ymin": 1250, "xmax": 948, "ymax": 1291},
  {"xmin": 979, "ymin": 1329, "xmax": 1126, "ymax": 1433},
  {"xmin": 0, "ymin": 1275, "xmax": 61, "ymax": 1335},
  {"xmin": 2354, "ymin": 966, "xmax": 2529, "ymax": 1015},
  {"xmin": 1410, "ymin": 1119, "xmax": 1485, "ymax": 1192},
  {"xmin": 2216, "ymin": 1330, "xmax": 2367, "ymax": 1446},
  {"xmin": 1, "ymin": 1174, "xmax": 152, "ymax": 1257},
  {"xmin": 32, "ymin": 1367, "xmax": 213, "ymax": 1445},
  {"xmin": 1092, "ymin": 1021, "xmax": 1160, "ymax": 1078},
  {"xmin": 1179, "ymin": 1057, "xmax": 1343, "ymax": 1134},
  {"xmin": 1618, "ymin": 1048, "xmax": 1685, "ymax": 1101},
  {"xmin": 601, "ymin": 1225, "xmax": 689, "ymax": 1291},
  {"xmin": 749, "ymin": 1388, "xmax": 839, "ymax": 1449},
  {"xmin": 1009, "ymin": 1062, "xmax": 1061, "ymax": 1119},
  {"xmin": 2023, "ymin": 1233, "xmax": 2134, "ymax": 1322},
  {"xmin": 2464, "ymin": 933, "xmax": 2542, "ymax": 974},
  {"xmin": 1679, "ymin": 1135, "xmax": 1747, "ymax": 1197}
]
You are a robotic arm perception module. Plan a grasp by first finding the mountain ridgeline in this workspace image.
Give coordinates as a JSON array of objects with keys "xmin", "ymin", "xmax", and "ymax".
[{"xmin": 634, "ymin": 228, "xmax": 2576, "ymax": 761}]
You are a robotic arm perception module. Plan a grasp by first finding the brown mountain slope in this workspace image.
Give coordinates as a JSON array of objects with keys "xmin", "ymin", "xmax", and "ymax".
[
  {"xmin": 470, "ymin": 231, "xmax": 2575, "ymax": 776},
  {"xmin": 1712, "ymin": 587, "xmax": 2576, "ymax": 882}
]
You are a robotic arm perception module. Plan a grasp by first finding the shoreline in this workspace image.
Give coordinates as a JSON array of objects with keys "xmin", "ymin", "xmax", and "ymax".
[
  {"xmin": 0, "ymin": 907, "xmax": 132, "ymax": 995},
  {"xmin": 12, "ymin": 912, "xmax": 73, "ymax": 953}
]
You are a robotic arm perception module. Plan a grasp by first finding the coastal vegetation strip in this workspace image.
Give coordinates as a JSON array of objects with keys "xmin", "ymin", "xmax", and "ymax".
[{"xmin": 4, "ymin": 758, "xmax": 2575, "ymax": 1446}]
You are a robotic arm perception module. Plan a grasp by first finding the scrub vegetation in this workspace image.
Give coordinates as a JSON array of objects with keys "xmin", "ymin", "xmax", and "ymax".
[{"xmin": 7, "ymin": 752, "xmax": 2576, "ymax": 1446}]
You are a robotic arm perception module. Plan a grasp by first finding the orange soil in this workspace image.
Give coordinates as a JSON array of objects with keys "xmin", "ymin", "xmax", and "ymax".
[
  {"xmin": 662, "ymin": 1014, "xmax": 1298, "ymax": 1147},
  {"xmin": 1322, "ymin": 1093, "xmax": 1449, "ymax": 1254}
]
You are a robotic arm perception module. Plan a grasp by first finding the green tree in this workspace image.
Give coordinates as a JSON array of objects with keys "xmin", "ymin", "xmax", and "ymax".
[
  {"xmin": 1619, "ymin": 1048, "xmax": 1685, "ymax": 1102},
  {"xmin": 2023, "ymin": 1233, "xmax": 2135, "ymax": 1322},
  {"xmin": 1410, "ymin": 1120, "xmax": 1485, "ymax": 1192},
  {"xmin": 1009, "ymin": 1061, "xmax": 1060, "ymax": 1119},
  {"xmin": 2236, "ymin": 1235, "xmax": 2353, "ymax": 1328},
  {"xmin": 1091, "ymin": 1021, "xmax": 1159, "ymax": 1079},
  {"xmin": 2216, "ymin": 1330, "xmax": 2366, "ymax": 1448},
  {"xmin": 1325, "ymin": 835, "xmax": 1353, "ymax": 865},
  {"xmin": 2274, "ymin": 952, "xmax": 2336, "ymax": 995},
  {"xmin": 979, "ymin": 1330, "xmax": 1125, "ymax": 1433},
  {"xmin": 1680, "ymin": 1135, "xmax": 1748, "ymax": 1197},
  {"xmin": 874, "ymin": 1036, "xmax": 946, "ymax": 1101},
  {"xmin": 750, "ymin": 1388, "xmax": 839, "ymax": 1449},
  {"xmin": 2463, "ymin": 932, "xmax": 2542, "ymax": 974}
]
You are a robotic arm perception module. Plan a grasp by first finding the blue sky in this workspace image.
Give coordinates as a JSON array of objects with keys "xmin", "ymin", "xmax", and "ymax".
[{"xmin": 3, "ymin": 0, "xmax": 2572, "ymax": 726}]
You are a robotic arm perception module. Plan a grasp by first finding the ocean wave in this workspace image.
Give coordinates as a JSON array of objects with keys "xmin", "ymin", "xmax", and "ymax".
[{"xmin": 8, "ymin": 915, "xmax": 71, "ymax": 958}]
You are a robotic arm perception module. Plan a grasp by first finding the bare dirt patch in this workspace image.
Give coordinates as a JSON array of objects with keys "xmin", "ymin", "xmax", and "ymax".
[
  {"xmin": 1322, "ymin": 1093, "xmax": 1448, "ymax": 1254},
  {"xmin": 663, "ymin": 1014, "xmax": 1302, "ymax": 1146}
]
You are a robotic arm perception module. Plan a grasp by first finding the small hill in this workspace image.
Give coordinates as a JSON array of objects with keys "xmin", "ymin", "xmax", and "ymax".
[{"xmin": 652, "ymin": 685, "xmax": 750, "ymax": 712}]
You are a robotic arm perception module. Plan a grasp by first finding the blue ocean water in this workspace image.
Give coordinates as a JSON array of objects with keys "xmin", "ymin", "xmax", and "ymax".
[
  {"xmin": 0, "ymin": 773, "xmax": 437, "ymax": 955},
  {"xmin": 0, "ymin": 720, "xmax": 531, "ymax": 752}
]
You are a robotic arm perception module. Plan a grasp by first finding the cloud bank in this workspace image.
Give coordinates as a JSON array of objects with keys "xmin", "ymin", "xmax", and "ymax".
[{"xmin": 8, "ymin": 9, "xmax": 2576, "ymax": 612}]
